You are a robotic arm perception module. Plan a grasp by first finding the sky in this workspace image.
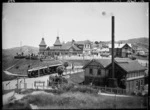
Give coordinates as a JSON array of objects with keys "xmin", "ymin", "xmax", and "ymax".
[{"xmin": 2, "ymin": 3, "xmax": 149, "ymax": 49}]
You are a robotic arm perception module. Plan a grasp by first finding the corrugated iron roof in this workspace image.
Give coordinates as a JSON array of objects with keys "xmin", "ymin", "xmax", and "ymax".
[
  {"xmin": 83, "ymin": 59, "xmax": 111, "ymax": 69},
  {"xmin": 116, "ymin": 60, "xmax": 147, "ymax": 72}
]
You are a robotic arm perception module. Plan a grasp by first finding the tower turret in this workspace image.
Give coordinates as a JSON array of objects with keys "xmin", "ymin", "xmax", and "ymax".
[{"xmin": 39, "ymin": 38, "xmax": 47, "ymax": 55}]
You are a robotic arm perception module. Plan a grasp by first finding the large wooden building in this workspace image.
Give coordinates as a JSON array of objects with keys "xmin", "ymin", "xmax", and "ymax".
[
  {"xmin": 83, "ymin": 58, "xmax": 147, "ymax": 93},
  {"xmin": 39, "ymin": 37, "xmax": 92, "ymax": 57}
]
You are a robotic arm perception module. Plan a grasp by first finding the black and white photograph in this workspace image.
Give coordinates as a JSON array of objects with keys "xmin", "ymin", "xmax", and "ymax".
[{"xmin": 2, "ymin": 2, "xmax": 149, "ymax": 109}]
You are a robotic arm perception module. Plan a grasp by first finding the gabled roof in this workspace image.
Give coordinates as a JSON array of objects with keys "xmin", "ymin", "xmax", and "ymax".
[
  {"xmin": 50, "ymin": 42, "xmax": 81, "ymax": 51},
  {"xmin": 71, "ymin": 44, "xmax": 81, "ymax": 51},
  {"xmin": 108, "ymin": 43, "xmax": 132, "ymax": 49},
  {"xmin": 39, "ymin": 38, "xmax": 47, "ymax": 46},
  {"xmin": 61, "ymin": 43, "xmax": 72, "ymax": 50},
  {"xmin": 116, "ymin": 60, "xmax": 147, "ymax": 73},
  {"xmin": 105, "ymin": 59, "xmax": 147, "ymax": 73},
  {"xmin": 46, "ymin": 46, "xmax": 50, "ymax": 50},
  {"xmin": 54, "ymin": 37, "xmax": 62, "ymax": 46},
  {"xmin": 74, "ymin": 40, "xmax": 92, "ymax": 45},
  {"xmin": 83, "ymin": 59, "xmax": 111, "ymax": 69}
]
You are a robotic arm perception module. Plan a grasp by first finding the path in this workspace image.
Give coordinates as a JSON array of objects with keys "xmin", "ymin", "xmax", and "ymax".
[
  {"xmin": 98, "ymin": 92, "xmax": 133, "ymax": 97},
  {"xmin": 3, "ymin": 67, "xmax": 84, "ymax": 90},
  {"xmin": 3, "ymin": 91, "xmax": 15, "ymax": 105},
  {"xmin": 4, "ymin": 71, "xmax": 18, "ymax": 76}
]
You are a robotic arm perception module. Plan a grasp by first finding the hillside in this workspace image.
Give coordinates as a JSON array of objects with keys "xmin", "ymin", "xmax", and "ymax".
[
  {"xmin": 2, "ymin": 45, "xmax": 39, "ymax": 70},
  {"xmin": 117, "ymin": 37, "xmax": 149, "ymax": 49},
  {"xmin": 100, "ymin": 37, "xmax": 149, "ymax": 49}
]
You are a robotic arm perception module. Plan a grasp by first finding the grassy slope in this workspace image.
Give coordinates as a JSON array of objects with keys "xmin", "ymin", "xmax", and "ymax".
[{"xmin": 3, "ymin": 90, "xmax": 146, "ymax": 109}]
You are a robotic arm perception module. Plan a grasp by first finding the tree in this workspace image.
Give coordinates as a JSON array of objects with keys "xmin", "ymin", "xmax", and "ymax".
[
  {"xmin": 21, "ymin": 52, "xmax": 24, "ymax": 56},
  {"xmin": 63, "ymin": 62, "xmax": 69, "ymax": 70},
  {"xmin": 95, "ymin": 41, "xmax": 99, "ymax": 44},
  {"xmin": 56, "ymin": 66, "xmax": 64, "ymax": 76}
]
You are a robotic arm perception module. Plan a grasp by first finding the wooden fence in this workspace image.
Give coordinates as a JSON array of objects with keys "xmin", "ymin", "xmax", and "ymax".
[{"xmin": 90, "ymin": 85, "xmax": 127, "ymax": 95}]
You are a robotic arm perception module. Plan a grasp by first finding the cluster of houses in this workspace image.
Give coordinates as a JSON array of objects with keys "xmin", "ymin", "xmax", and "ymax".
[{"xmin": 39, "ymin": 36, "xmax": 137, "ymax": 58}]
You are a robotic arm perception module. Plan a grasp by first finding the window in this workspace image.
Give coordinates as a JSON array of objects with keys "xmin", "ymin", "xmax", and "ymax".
[
  {"xmin": 89, "ymin": 68, "xmax": 93, "ymax": 75},
  {"xmin": 97, "ymin": 69, "xmax": 101, "ymax": 75},
  {"xmin": 129, "ymin": 73, "xmax": 131, "ymax": 77},
  {"xmin": 135, "ymin": 80, "xmax": 139, "ymax": 90},
  {"xmin": 138, "ymin": 72, "xmax": 141, "ymax": 76},
  {"xmin": 136, "ymin": 80, "xmax": 140, "ymax": 90},
  {"xmin": 140, "ymin": 80, "xmax": 144, "ymax": 86},
  {"xmin": 137, "ymin": 72, "xmax": 139, "ymax": 76},
  {"xmin": 131, "ymin": 73, "xmax": 133, "ymax": 77},
  {"xmin": 132, "ymin": 73, "xmax": 135, "ymax": 77},
  {"xmin": 126, "ymin": 74, "xmax": 129, "ymax": 78},
  {"xmin": 135, "ymin": 73, "xmax": 138, "ymax": 77},
  {"xmin": 133, "ymin": 73, "xmax": 135, "ymax": 77},
  {"xmin": 141, "ymin": 72, "xmax": 143, "ymax": 76}
]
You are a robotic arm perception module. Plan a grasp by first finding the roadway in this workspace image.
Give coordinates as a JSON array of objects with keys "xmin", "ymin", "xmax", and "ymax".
[{"xmin": 2, "ymin": 66, "xmax": 84, "ymax": 90}]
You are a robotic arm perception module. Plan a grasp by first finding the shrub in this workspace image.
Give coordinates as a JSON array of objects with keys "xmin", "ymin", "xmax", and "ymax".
[
  {"xmin": 131, "ymin": 92, "xmax": 136, "ymax": 96},
  {"xmin": 59, "ymin": 83, "xmax": 75, "ymax": 92},
  {"xmin": 3, "ymin": 100, "xmax": 31, "ymax": 109},
  {"xmin": 137, "ymin": 92, "xmax": 142, "ymax": 96},
  {"xmin": 63, "ymin": 62, "xmax": 69, "ymax": 69},
  {"xmin": 143, "ymin": 97, "xmax": 148, "ymax": 106},
  {"xmin": 56, "ymin": 66, "xmax": 65, "ymax": 76},
  {"xmin": 70, "ymin": 85, "xmax": 98, "ymax": 94},
  {"xmin": 20, "ymin": 89, "xmax": 34, "ymax": 94}
]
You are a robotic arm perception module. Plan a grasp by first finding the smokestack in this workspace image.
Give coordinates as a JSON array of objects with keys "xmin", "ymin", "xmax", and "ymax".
[
  {"xmin": 108, "ymin": 15, "xmax": 117, "ymax": 88},
  {"xmin": 112, "ymin": 16, "xmax": 115, "ymax": 78}
]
